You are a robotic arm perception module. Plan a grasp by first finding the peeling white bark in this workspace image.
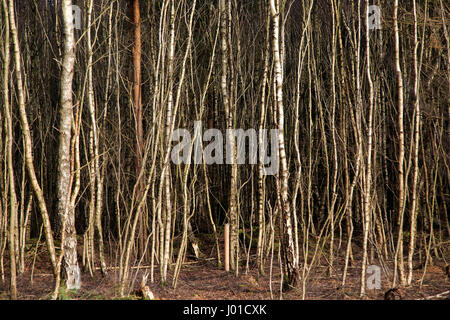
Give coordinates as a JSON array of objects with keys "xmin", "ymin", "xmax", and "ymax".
[{"xmin": 59, "ymin": 0, "xmax": 80, "ymax": 290}]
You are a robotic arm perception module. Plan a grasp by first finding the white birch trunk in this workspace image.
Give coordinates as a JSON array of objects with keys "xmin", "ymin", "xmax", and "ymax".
[
  {"xmin": 59, "ymin": 0, "xmax": 80, "ymax": 290},
  {"xmin": 270, "ymin": 0, "xmax": 299, "ymax": 288}
]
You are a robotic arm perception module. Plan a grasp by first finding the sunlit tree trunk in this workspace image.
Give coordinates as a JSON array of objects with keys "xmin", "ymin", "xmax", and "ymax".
[
  {"xmin": 220, "ymin": 0, "xmax": 238, "ymax": 272},
  {"xmin": 86, "ymin": 0, "xmax": 107, "ymax": 276},
  {"xmin": 7, "ymin": 0, "xmax": 58, "ymax": 285},
  {"xmin": 2, "ymin": 0, "xmax": 18, "ymax": 299},
  {"xmin": 130, "ymin": 0, "xmax": 146, "ymax": 259},
  {"xmin": 257, "ymin": 10, "xmax": 271, "ymax": 275},
  {"xmin": 328, "ymin": 0, "xmax": 338, "ymax": 277},
  {"xmin": 407, "ymin": 0, "xmax": 421, "ymax": 285},
  {"xmin": 393, "ymin": 0, "xmax": 406, "ymax": 287},
  {"xmin": 58, "ymin": 0, "xmax": 80, "ymax": 290},
  {"xmin": 270, "ymin": 0, "xmax": 300, "ymax": 288},
  {"xmin": 360, "ymin": 0, "xmax": 375, "ymax": 297}
]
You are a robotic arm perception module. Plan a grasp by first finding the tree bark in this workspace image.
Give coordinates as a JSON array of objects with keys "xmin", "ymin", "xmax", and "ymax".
[
  {"xmin": 220, "ymin": 0, "xmax": 238, "ymax": 272},
  {"xmin": 58, "ymin": 0, "xmax": 80, "ymax": 290},
  {"xmin": 393, "ymin": 0, "xmax": 406, "ymax": 287},
  {"xmin": 270, "ymin": 0, "xmax": 300, "ymax": 288},
  {"xmin": 2, "ymin": 0, "xmax": 18, "ymax": 300},
  {"xmin": 130, "ymin": 0, "xmax": 146, "ymax": 259},
  {"xmin": 7, "ymin": 0, "xmax": 58, "ymax": 283}
]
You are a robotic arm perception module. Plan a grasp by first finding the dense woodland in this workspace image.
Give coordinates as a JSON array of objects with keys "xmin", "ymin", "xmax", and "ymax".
[{"xmin": 0, "ymin": 0, "xmax": 449, "ymax": 300}]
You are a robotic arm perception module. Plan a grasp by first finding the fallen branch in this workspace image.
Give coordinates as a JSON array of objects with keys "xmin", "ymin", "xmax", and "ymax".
[
  {"xmin": 93, "ymin": 258, "xmax": 217, "ymax": 271},
  {"xmin": 417, "ymin": 290, "xmax": 450, "ymax": 300}
]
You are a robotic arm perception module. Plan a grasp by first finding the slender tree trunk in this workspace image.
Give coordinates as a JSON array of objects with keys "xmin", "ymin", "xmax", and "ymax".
[
  {"xmin": 257, "ymin": 10, "xmax": 271, "ymax": 275},
  {"xmin": 407, "ymin": 0, "xmax": 421, "ymax": 285},
  {"xmin": 58, "ymin": 0, "xmax": 80, "ymax": 290},
  {"xmin": 160, "ymin": 0, "xmax": 176, "ymax": 284},
  {"xmin": 270, "ymin": 0, "xmax": 300, "ymax": 289},
  {"xmin": 361, "ymin": 0, "xmax": 375, "ymax": 297},
  {"xmin": 220, "ymin": 0, "xmax": 238, "ymax": 272},
  {"xmin": 393, "ymin": 0, "xmax": 406, "ymax": 287},
  {"xmin": 2, "ymin": 0, "xmax": 18, "ymax": 299},
  {"xmin": 7, "ymin": 0, "xmax": 58, "ymax": 282},
  {"xmin": 86, "ymin": 0, "xmax": 107, "ymax": 276},
  {"xmin": 328, "ymin": 0, "xmax": 338, "ymax": 277},
  {"xmin": 131, "ymin": 0, "xmax": 146, "ymax": 259}
]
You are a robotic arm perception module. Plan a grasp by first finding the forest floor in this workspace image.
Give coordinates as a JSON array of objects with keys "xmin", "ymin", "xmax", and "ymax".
[{"xmin": 0, "ymin": 234, "xmax": 449, "ymax": 300}]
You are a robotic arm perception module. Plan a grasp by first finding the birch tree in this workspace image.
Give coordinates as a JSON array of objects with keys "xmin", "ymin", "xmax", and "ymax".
[
  {"xmin": 220, "ymin": 0, "xmax": 238, "ymax": 272},
  {"xmin": 270, "ymin": 0, "xmax": 300, "ymax": 288},
  {"xmin": 7, "ymin": 0, "xmax": 58, "ymax": 286},
  {"xmin": 58, "ymin": 0, "xmax": 80, "ymax": 290},
  {"xmin": 2, "ymin": 0, "xmax": 18, "ymax": 300},
  {"xmin": 393, "ymin": 0, "xmax": 406, "ymax": 287}
]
